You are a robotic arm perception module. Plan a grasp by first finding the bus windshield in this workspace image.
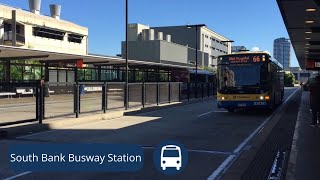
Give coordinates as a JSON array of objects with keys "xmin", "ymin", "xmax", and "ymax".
[
  {"xmin": 218, "ymin": 63, "xmax": 267, "ymax": 89},
  {"xmin": 163, "ymin": 149, "xmax": 180, "ymax": 157}
]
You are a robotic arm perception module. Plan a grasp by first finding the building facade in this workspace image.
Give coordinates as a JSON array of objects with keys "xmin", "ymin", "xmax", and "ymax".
[
  {"xmin": 231, "ymin": 46, "xmax": 246, "ymax": 53},
  {"xmin": 0, "ymin": 1, "xmax": 88, "ymax": 55},
  {"xmin": 273, "ymin": 38, "xmax": 291, "ymax": 70},
  {"xmin": 0, "ymin": 1, "xmax": 89, "ymax": 84},
  {"xmin": 124, "ymin": 23, "xmax": 231, "ymax": 67},
  {"xmin": 288, "ymin": 67, "xmax": 316, "ymax": 83}
]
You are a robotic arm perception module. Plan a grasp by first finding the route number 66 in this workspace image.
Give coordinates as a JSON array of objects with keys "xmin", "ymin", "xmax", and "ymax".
[{"xmin": 253, "ymin": 56, "xmax": 261, "ymax": 62}]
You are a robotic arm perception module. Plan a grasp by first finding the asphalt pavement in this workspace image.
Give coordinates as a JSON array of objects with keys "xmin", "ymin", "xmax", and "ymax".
[{"xmin": 0, "ymin": 87, "xmax": 298, "ymax": 180}]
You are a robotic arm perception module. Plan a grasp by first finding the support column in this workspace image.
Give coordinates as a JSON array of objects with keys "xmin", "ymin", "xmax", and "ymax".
[
  {"xmin": 5, "ymin": 60, "xmax": 10, "ymax": 83},
  {"xmin": 45, "ymin": 63, "xmax": 49, "ymax": 81},
  {"xmin": 12, "ymin": 10, "xmax": 16, "ymax": 46},
  {"xmin": 98, "ymin": 66, "xmax": 102, "ymax": 81}
]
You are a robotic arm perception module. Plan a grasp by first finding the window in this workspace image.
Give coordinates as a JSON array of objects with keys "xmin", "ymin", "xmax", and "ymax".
[
  {"xmin": 33, "ymin": 27, "xmax": 65, "ymax": 40},
  {"xmin": 205, "ymin": 44, "xmax": 209, "ymax": 48},
  {"xmin": 205, "ymin": 35, "xmax": 209, "ymax": 38},
  {"xmin": 68, "ymin": 34, "xmax": 84, "ymax": 43},
  {"xmin": 300, "ymin": 73, "xmax": 310, "ymax": 78},
  {"xmin": 212, "ymin": 47, "xmax": 216, "ymax": 50}
]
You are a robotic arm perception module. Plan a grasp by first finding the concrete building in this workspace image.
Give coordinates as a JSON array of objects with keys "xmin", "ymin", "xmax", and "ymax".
[
  {"xmin": 123, "ymin": 23, "xmax": 231, "ymax": 67},
  {"xmin": 288, "ymin": 67, "xmax": 317, "ymax": 83},
  {"xmin": 122, "ymin": 24, "xmax": 209, "ymax": 67},
  {"xmin": 273, "ymin": 38, "xmax": 291, "ymax": 70},
  {"xmin": 0, "ymin": 0, "xmax": 88, "ymax": 55},
  {"xmin": 232, "ymin": 46, "xmax": 247, "ymax": 53}
]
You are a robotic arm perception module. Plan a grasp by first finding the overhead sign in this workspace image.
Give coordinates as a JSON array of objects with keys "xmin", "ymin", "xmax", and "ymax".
[{"xmin": 306, "ymin": 60, "xmax": 320, "ymax": 70}]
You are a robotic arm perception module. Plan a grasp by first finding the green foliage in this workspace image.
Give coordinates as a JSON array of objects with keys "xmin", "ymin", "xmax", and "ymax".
[
  {"xmin": 200, "ymin": 66, "xmax": 217, "ymax": 74},
  {"xmin": 0, "ymin": 64, "xmax": 4, "ymax": 81},
  {"xmin": 284, "ymin": 72, "xmax": 295, "ymax": 86}
]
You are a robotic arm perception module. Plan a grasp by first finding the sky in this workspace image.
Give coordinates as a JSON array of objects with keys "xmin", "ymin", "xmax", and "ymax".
[{"xmin": 0, "ymin": 0, "xmax": 299, "ymax": 67}]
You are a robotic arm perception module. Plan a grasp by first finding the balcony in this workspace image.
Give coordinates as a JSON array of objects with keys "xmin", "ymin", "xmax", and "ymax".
[{"xmin": 3, "ymin": 31, "xmax": 25, "ymax": 46}]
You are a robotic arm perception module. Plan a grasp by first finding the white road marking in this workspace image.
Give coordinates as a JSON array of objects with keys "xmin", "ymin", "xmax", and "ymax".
[
  {"xmin": 142, "ymin": 146, "xmax": 233, "ymax": 155},
  {"xmin": 214, "ymin": 110, "xmax": 228, "ymax": 113},
  {"xmin": 207, "ymin": 155, "xmax": 236, "ymax": 180},
  {"xmin": 207, "ymin": 88, "xmax": 300, "ymax": 180},
  {"xmin": 198, "ymin": 111, "xmax": 215, "ymax": 117},
  {"xmin": 3, "ymin": 171, "xmax": 32, "ymax": 180}
]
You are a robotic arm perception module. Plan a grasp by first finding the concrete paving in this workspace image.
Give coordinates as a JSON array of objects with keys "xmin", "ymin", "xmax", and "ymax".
[
  {"xmin": 0, "ymin": 87, "xmax": 298, "ymax": 180},
  {"xmin": 286, "ymin": 91, "xmax": 320, "ymax": 180}
]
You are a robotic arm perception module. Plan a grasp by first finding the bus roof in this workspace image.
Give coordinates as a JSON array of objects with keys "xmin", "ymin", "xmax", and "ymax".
[{"xmin": 219, "ymin": 51, "xmax": 270, "ymax": 57}]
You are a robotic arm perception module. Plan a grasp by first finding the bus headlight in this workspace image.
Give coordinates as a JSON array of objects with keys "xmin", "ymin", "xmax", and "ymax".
[
  {"xmin": 259, "ymin": 96, "xmax": 264, "ymax": 100},
  {"xmin": 221, "ymin": 97, "xmax": 225, "ymax": 100},
  {"xmin": 265, "ymin": 96, "xmax": 270, "ymax": 100}
]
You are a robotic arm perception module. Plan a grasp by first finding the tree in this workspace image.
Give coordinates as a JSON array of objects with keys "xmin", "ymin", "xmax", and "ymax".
[
  {"xmin": 284, "ymin": 72, "xmax": 295, "ymax": 86},
  {"xmin": 200, "ymin": 66, "xmax": 217, "ymax": 74}
]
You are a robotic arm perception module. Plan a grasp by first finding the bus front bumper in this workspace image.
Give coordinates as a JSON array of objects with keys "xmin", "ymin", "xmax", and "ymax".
[{"xmin": 217, "ymin": 101, "xmax": 270, "ymax": 109}]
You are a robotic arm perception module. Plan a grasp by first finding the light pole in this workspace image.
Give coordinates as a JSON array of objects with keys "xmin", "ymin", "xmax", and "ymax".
[
  {"xmin": 187, "ymin": 24, "xmax": 206, "ymax": 98},
  {"xmin": 125, "ymin": 0, "xmax": 129, "ymax": 110}
]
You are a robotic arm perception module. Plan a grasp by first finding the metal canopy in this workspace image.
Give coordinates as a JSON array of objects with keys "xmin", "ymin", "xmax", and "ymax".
[
  {"xmin": 0, "ymin": 45, "xmax": 195, "ymax": 69},
  {"xmin": 277, "ymin": 0, "xmax": 320, "ymax": 69}
]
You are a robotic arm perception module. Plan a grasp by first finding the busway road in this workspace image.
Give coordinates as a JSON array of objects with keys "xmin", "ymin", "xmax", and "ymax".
[{"xmin": 0, "ymin": 87, "xmax": 299, "ymax": 180}]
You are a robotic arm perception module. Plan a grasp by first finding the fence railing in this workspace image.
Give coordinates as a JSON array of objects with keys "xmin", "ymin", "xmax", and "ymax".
[{"xmin": 0, "ymin": 82, "xmax": 215, "ymax": 126}]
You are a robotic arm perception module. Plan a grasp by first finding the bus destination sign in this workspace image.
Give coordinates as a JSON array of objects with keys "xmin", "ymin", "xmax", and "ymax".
[{"xmin": 226, "ymin": 55, "xmax": 264, "ymax": 64}]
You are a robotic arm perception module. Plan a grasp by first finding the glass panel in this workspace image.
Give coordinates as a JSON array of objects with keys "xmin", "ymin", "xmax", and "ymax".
[
  {"xmin": 218, "ymin": 63, "xmax": 262, "ymax": 88},
  {"xmin": 10, "ymin": 64, "xmax": 23, "ymax": 81}
]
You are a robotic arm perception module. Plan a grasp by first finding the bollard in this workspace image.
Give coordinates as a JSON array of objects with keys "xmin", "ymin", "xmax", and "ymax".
[
  {"xmin": 75, "ymin": 83, "xmax": 80, "ymax": 118},
  {"xmin": 187, "ymin": 83, "xmax": 190, "ymax": 101},
  {"xmin": 178, "ymin": 83, "xmax": 181, "ymax": 101},
  {"xmin": 142, "ymin": 83, "xmax": 145, "ymax": 108},
  {"xmin": 102, "ymin": 83, "xmax": 107, "ymax": 113},
  {"xmin": 168, "ymin": 82, "xmax": 171, "ymax": 104},
  {"xmin": 39, "ymin": 85, "xmax": 44, "ymax": 124},
  {"xmin": 157, "ymin": 83, "xmax": 159, "ymax": 105}
]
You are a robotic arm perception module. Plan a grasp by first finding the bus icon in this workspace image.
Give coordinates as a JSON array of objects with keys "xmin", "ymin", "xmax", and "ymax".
[{"xmin": 161, "ymin": 145, "xmax": 182, "ymax": 171}]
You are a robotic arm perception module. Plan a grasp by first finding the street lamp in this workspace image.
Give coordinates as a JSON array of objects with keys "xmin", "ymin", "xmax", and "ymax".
[
  {"xmin": 125, "ymin": 0, "xmax": 129, "ymax": 110},
  {"xmin": 186, "ymin": 24, "xmax": 206, "ymax": 98}
]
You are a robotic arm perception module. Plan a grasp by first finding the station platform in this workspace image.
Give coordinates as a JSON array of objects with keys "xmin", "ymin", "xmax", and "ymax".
[{"xmin": 286, "ymin": 91, "xmax": 320, "ymax": 180}]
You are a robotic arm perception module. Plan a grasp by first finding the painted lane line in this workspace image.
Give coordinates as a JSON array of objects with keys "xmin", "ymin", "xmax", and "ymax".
[
  {"xmin": 188, "ymin": 149, "xmax": 234, "ymax": 155},
  {"xmin": 3, "ymin": 171, "xmax": 32, "ymax": 180},
  {"xmin": 207, "ymin": 155, "xmax": 236, "ymax": 180},
  {"xmin": 214, "ymin": 110, "xmax": 228, "ymax": 113},
  {"xmin": 142, "ymin": 146, "xmax": 233, "ymax": 155},
  {"xmin": 198, "ymin": 111, "xmax": 215, "ymax": 117},
  {"xmin": 139, "ymin": 100, "xmax": 216, "ymax": 116},
  {"xmin": 207, "ymin": 88, "xmax": 300, "ymax": 180}
]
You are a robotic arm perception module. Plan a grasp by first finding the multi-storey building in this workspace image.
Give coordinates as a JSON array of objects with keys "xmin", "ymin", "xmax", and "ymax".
[
  {"xmin": 123, "ymin": 23, "xmax": 231, "ymax": 67},
  {"xmin": 231, "ymin": 46, "xmax": 247, "ymax": 53},
  {"xmin": 0, "ymin": 0, "xmax": 88, "ymax": 55},
  {"xmin": 273, "ymin": 38, "xmax": 291, "ymax": 70}
]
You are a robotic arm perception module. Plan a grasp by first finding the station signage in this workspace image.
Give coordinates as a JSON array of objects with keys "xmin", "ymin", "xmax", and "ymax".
[{"xmin": 306, "ymin": 60, "xmax": 320, "ymax": 70}]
